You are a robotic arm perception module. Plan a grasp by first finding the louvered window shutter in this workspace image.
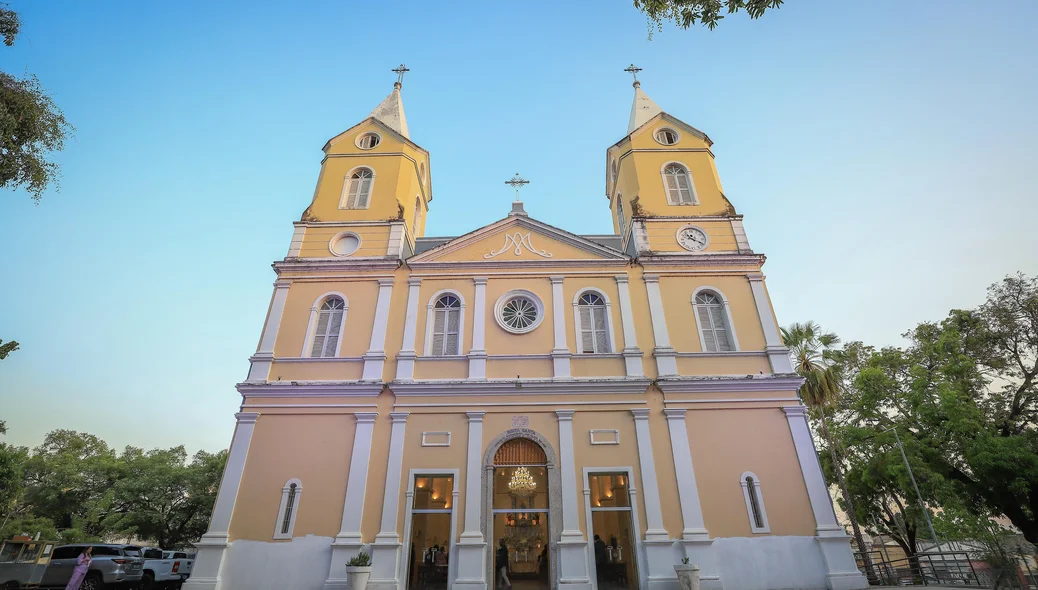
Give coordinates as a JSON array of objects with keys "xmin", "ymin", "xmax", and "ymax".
[
  {"xmin": 579, "ymin": 306, "xmax": 595, "ymax": 352},
  {"xmin": 311, "ymin": 311, "xmax": 331, "ymax": 357},
  {"xmin": 665, "ymin": 173, "xmax": 679, "ymax": 202},
  {"xmin": 346, "ymin": 178, "xmax": 360, "ymax": 209},
  {"xmin": 676, "ymin": 172, "xmax": 693, "ymax": 204},
  {"xmin": 709, "ymin": 305, "xmax": 732, "ymax": 351},
  {"xmin": 357, "ymin": 177, "xmax": 371, "ymax": 208},
  {"xmin": 697, "ymin": 305, "xmax": 717, "ymax": 352},
  {"xmin": 445, "ymin": 308, "xmax": 460, "ymax": 355},
  {"xmin": 431, "ymin": 309, "xmax": 446, "ymax": 355},
  {"xmin": 325, "ymin": 309, "xmax": 344, "ymax": 357},
  {"xmin": 592, "ymin": 307, "xmax": 610, "ymax": 353}
]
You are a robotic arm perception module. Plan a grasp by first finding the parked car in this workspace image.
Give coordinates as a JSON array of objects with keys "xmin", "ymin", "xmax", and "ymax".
[
  {"xmin": 140, "ymin": 547, "xmax": 194, "ymax": 589},
  {"xmin": 0, "ymin": 537, "xmax": 57, "ymax": 588},
  {"xmin": 37, "ymin": 544, "xmax": 144, "ymax": 589}
]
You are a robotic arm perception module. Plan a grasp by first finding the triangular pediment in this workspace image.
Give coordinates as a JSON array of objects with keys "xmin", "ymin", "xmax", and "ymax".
[
  {"xmin": 408, "ymin": 215, "xmax": 627, "ymax": 264},
  {"xmin": 322, "ymin": 117, "xmax": 427, "ymax": 155},
  {"xmin": 611, "ymin": 112, "xmax": 712, "ymax": 150}
]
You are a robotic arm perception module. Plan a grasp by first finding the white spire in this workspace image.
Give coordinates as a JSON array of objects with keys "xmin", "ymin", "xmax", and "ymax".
[
  {"xmin": 370, "ymin": 81, "xmax": 409, "ymax": 139},
  {"xmin": 627, "ymin": 80, "xmax": 662, "ymax": 134}
]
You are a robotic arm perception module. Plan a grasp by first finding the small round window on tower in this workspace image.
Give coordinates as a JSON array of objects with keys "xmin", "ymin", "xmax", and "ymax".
[
  {"xmin": 357, "ymin": 132, "xmax": 381, "ymax": 149},
  {"xmin": 330, "ymin": 232, "xmax": 361, "ymax": 256},
  {"xmin": 654, "ymin": 128, "xmax": 679, "ymax": 146}
]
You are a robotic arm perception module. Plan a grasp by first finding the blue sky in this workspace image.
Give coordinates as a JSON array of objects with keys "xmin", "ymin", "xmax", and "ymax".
[{"xmin": 1, "ymin": 0, "xmax": 1036, "ymax": 454}]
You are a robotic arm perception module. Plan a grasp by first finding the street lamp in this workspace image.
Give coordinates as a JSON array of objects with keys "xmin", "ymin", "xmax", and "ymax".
[{"xmin": 883, "ymin": 427, "xmax": 943, "ymax": 553}]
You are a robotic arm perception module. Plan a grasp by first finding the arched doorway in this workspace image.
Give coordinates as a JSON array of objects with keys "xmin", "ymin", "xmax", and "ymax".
[{"xmin": 482, "ymin": 431, "xmax": 562, "ymax": 590}]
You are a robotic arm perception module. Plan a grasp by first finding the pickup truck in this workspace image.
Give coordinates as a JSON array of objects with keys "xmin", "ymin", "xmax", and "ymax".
[{"xmin": 140, "ymin": 548, "xmax": 194, "ymax": 589}]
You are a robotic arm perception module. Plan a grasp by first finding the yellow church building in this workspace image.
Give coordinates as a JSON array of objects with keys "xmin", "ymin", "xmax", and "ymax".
[{"xmin": 183, "ymin": 69, "xmax": 867, "ymax": 590}]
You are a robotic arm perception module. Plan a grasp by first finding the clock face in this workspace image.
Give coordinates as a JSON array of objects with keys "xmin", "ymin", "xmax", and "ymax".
[{"xmin": 677, "ymin": 226, "xmax": 708, "ymax": 251}]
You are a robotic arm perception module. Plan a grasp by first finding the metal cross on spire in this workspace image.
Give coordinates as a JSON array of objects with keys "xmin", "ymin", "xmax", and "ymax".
[
  {"xmin": 392, "ymin": 64, "xmax": 410, "ymax": 87},
  {"xmin": 504, "ymin": 173, "xmax": 529, "ymax": 202},
  {"xmin": 624, "ymin": 64, "xmax": 643, "ymax": 86}
]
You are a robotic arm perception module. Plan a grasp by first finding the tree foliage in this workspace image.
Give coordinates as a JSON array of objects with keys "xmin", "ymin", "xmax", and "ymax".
[
  {"xmin": 0, "ymin": 428, "xmax": 226, "ymax": 547},
  {"xmin": 821, "ymin": 273, "xmax": 1038, "ymax": 552},
  {"xmin": 0, "ymin": 4, "xmax": 72, "ymax": 202},
  {"xmin": 633, "ymin": 0, "xmax": 783, "ymax": 31}
]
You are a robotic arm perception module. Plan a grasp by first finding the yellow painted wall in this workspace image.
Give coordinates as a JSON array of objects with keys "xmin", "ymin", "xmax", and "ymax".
[
  {"xmin": 269, "ymin": 360, "xmax": 365, "ymax": 381},
  {"xmin": 396, "ymin": 413, "xmax": 470, "ymax": 538},
  {"xmin": 487, "ymin": 358, "xmax": 553, "ymax": 380},
  {"xmin": 414, "ymin": 359, "xmax": 467, "ymax": 380},
  {"xmin": 685, "ymin": 408, "xmax": 816, "ymax": 537},
  {"xmin": 674, "ymin": 355, "xmax": 770, "ymax": 377},
  {"xmin": 230, "ymin": 414, "xmax": 356, "ymax": 541},
  {"xmin": 571, "ymin": 411, "xmax": 644, "ymax": 537},
  {"xmin": 642, "ymin": 220, "xmax": 738, "ymax": 253},
  {"xmin": 657, "ymin": 275, "xmax": 767, "ymax": 354},
  {"xmin": 297, "ymin": 224, "xmax": 392, "ymax": 259},
  {"xmin": 414, "ymin": 279, "xmax": 476, "ymax": 356},
  {"xmin": 436, "ymin": 226, "xmax": 602, "ymax": 263},
  {"xmin": 274, "ymin": 281, "xmax": 381, "ymax": 358},
  {"xmin": 562, "ymin": 278, "xmax": 625, "ymax": 355},
  {"xmin": 361, "ymin": 392, "xmax": 397, "ymax": 541}
]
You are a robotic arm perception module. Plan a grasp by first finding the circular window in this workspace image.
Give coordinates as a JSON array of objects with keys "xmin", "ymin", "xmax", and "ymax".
[
  {"xmin": 494, "ymin": 290, "xmax": 544, "ymax": 334},
  {"xmin": 329, "ymin": 232, "xmax": 361, "ymax": 256},
  {"xmin": 654, "ymin": 128, "xmax": 679, "ymax": 146},
  {"xmin": 356, "ymin": 132, "xmax": 381, "ymax": 150}
]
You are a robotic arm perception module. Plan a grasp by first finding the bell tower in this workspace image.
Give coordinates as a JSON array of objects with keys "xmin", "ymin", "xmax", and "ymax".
[
  {"xmin": 606, "ymin": 66, "xmax": 748, "ymax": 257},
  {"xmin": 293, "ymin": 66, "xmax": 432, "ymax": 260}
]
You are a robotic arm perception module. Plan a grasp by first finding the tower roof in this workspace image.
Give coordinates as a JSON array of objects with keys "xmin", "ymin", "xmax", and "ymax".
[
  {"xmin": 627, "ymin": 81, "xmax": 663, "ymax": 135},
  {"xmin": 369, "ymin": 82, "xmax": 409, "ymax": 139}
]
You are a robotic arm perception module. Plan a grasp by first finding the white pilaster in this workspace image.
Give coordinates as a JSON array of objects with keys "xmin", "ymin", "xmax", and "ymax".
[
  {"xmin": 642, "ymin": 275, "xmax": 677, "ymax": 377},
  {"xmin": 614, "ymin": 275, "xmax": 644, "ymax": 377},
  {"xmin": 247, "ymin": 280, "xmax": 290, "ymax": 382},
  {"xmin": 748, "ymin": 273, "xmax": 795, "ymax": 374},
  {"xmin": 556, "ymin": 410, "xmax": 592, "ymax": 590},
  {"xmin": 369, "ymin": 412, "xmax": 409, "ymax": 590},
  {"xmin": 784, "ymin": 406, "xmax": 868, "ymax": 590},
  {"xmin": 550, "ymin": 276, "xmax": 572, "ymax": 379},
  {"xmin": 182, "ymin": 412, "xmax": 258, "ymax": 590},
  {"xmin": 730, "ymin": 218, "xmax": 751, "ymax": 253},
  {"xmin": 286, "ymin": 222, "xmax": 305, "ymax": 257},
  {"xmin": 387, "ymin": 222, "xmax": 406, "ymax": 258},
  {"xmin": 324, "ymin": 413, "xmax": 379, "ymax": 590},
  {"xmin": 631, "ymin": 409, "xmax": 677, "ymax": 590},
  {"xmin": 468, "ymin": 277, "xmax": 488, "ymax": 380},
  {"xmin": 664, "ymin": 409, "xmax": 722, "ymax": 589},
  {"xmin": 395, "ymin": 278, "xmax": 422, "ymax": 381},
  {"xmin": 363, "ymin": 278, "xmax": 395, "ymax": 381},
  {"xmin": 454, "ymin": 412, "xmax": 487, "ymax": 590}
]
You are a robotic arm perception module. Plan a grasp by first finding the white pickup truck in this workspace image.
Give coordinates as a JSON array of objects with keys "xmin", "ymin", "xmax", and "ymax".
[{"xmin": 141, "ymin": 547, "xmax": 194, "ymax": 589}]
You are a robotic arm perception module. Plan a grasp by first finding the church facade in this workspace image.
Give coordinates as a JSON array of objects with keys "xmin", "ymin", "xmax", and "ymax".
[{"xmin": 183, "ymin": 72, "xmax": 867, "ymax": 590}]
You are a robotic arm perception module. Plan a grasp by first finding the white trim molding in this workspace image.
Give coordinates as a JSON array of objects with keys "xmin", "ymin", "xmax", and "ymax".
[
  {"xmin": 494, "ymin": 288, "xmax": 546, "ymax": 335},
  {"xmin": 468, "ymin": 277, "xmax": 488, "ymax": 381},
  {"xmin": 325, "ymin": 412, "xmax": 379, "ymax": 590},
  {"xmin": 642, "ymin": 275, "xmax": 677, "ymax": 376},
  {"xmin": 362, "ymin": 278, "xmax": 395, "ymax": 381},
  {"xmin": 739, "ymin": 471, "xmax": 770, "ymax": 534},
  {"xmin": 691, "ymin": 286, "xmax": 741, "ymax": 353},
  {"xmin": 369, "ymin": 412, "xmax": 410, "ymax": 590},
  {"xmin": 423, "ymin": 289, "xmax": 467, "ymax": 357},
  {"xmin": 613, "ymin": 275, "xmax": 644, "ymax": 377},
  {"xmin": 421, "ymin": 431, "xmax": 451, "ymax": 447},
  {"xmin": 286, "ymin": 223, "xmax": 305, "ymax": 257},
  {"xmin": 272, "ymin": 478, "xmax": 303, "ymax": 540},
  {"xmin": 338, "ymin": 165, "xmax": 376, "ymax": 210},
  {"xmin": 589, "ymin": 429, "xmax": 620, "ymax": 445},
  {"xmin": 655, "ymin": 374, "xmax": 803, "ymax": 394},
  {"xmin": 550, "ymin": 277, "xmax": 572, "ymax": 379},
  {"xmin": 556, "ymin": 410, "xmax": 593, "ymax": 590},
  {"xmin": 747, "ymin": 273, "xmax": 795, "ymax": 373},
  {"xmin": 247, "ymin": 280, "xmax": 292, "ymax": 382},
  {"xmin": 396, "ymin": 278, "xmax": 423, "ymax": 381},
  {"xmin": 329, "ymin": 231, "xmax": 362, "ymax": 257},
  {"xmin": 581, "ymin": 466, "xmax": 646, "ymax": 590},
  {"xmin": 399, "ymin": 468, "xmax": 461, "ymax": 590},
  {"xmin": 660, "ymin": 160, "xmax": 699, "ymax": 206},
  {"xmin": 301, "ymin": 292, "xmax": 350, "ymax": 358},
  {"xmin": 455, "ymin": 412, "xmax": 487, "ymax": 590},
  {"xmin": 571, "ymin": 287, "xmax": 618, "ymax": 355}
]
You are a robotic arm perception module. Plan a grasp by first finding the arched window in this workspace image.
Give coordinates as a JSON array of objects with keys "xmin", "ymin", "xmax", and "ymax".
[
  {"xmin": 575, "ymin": 291, "xmax": 612, "ymax": 354},
  {"xmin": 430, "ymin": 294, "xmax": 462, "ymax": 356},
  {"xmin": 662, "ymin": 163, "xmax": 696, "ymax": 205},
  {"xmin": 412, "ymin": 197, "xmax": 423, "ymax": 238},
  {"xmin": 309, "ymin": 297, "xmax": 346, "ymax": 358},
  {"xmin": 694, "ymin": 290, "xmax": 736, "ymax": 352},
  {"xmin": 273, "ymin": 479, "xmax": 302, "ymax": 539},
  {"xmin": 616, "ymin": 195, "xmax": 626, "ymax": 236},
  {"xmin": 740, "ymin": 472, "xmax": 769, "ymax": 533},
  {"xmin": 342, "ymin": 168, "xmax": 374, "ymax": 209}
]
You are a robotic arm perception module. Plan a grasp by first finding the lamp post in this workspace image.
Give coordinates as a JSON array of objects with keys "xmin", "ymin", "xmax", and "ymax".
[{"xmin": 884, "ymin": 427, "xmax": 943, "ymax": 553}]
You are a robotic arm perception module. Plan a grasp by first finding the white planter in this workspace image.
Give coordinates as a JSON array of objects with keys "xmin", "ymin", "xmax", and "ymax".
[
  {"xmin": 344, "ymin": 565, "xmax": 372, "ymax": 590},
  {"xmin": 674, "ymin": 564, "xmax": 700, "ymax": 590}
]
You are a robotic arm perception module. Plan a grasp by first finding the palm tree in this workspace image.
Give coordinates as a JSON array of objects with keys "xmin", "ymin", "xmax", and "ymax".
[{"xmin": 783, "ymin": 321, "xmax": 878, "ymax": 584}]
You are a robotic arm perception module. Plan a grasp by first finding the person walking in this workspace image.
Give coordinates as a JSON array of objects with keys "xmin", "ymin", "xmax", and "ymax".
[
  {"xmin": 65, "ymin": 546, "xmax": 92, "ymax": 590},
  {"xmin": 496, "ymin": 539, "xmax": 511, "ymax": 590}
]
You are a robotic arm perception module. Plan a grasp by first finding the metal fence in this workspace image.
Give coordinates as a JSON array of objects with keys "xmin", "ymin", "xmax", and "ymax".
[{"xmin": 854, "ymin": 550, "xmax": 1038, "ymax": 588}]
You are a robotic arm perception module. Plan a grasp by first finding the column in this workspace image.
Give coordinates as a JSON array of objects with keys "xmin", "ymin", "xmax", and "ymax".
[
  {"xmin": 556, "ymin": 410, "xmax": 592, "ymax": 590},
  {"xmin": 468, "ymin": 277, "xmax": 488, "ymax": 380},
  {"xmin": 631, "ymin": 409, "xmax": 675, "ymax": 590},
  {"xmin": 784, "ymin": 406, "xmax": 868, "ymax": 590},
  {"xmin": 395, "ymin": 278, "xmax": 422, "ymax": 381},
  {"xmin": 247, "ymin": 281, "xmax": 290, "ymax": 382},
  {"xmin": 550, "ymin": 276, "xmax": 572, "ymax": 379},
  {"xmin": 369, "ymin": 412, "xmax": 409, "ymax": 590},
  {"xmin": 182, "ymin": 413, "xmax": 258, "ymax": 590},
  {"xmin": 455, "ymin": 412, "xmax": 487, "ymax": 590},
  {"xmin": 324, "ymin": 413, "xmax": 378, "ymax": 590},
  {"xmin": 614, "ymin": 275, "xmax": 644, "ymax": 377},
  {"xmin": 664, "ymin": 409, "xmax": 722, "ymax": 590},
  {"xmin": 642, "ymin": 275, "xmax": 677, "ymax": 376},
  {"xmin": 748, "ymin": 273, "xmax": 795, "ymax": 373},
  {"xmin": 363, "ymin": 278, "xmax": 395, "ymax": 381}
]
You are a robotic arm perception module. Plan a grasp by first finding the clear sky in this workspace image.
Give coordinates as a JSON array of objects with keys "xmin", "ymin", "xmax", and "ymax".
[{"xmin": 1, "ymin": 0, "xmax": 1036, "ymax": 454}]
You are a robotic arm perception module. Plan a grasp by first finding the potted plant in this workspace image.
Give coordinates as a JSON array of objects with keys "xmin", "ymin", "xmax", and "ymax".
[
  {"xmin": 345, "ymin": 550, "xmax": 373, "ymax": 590},
  {"xmin": 674, "ymin": 557, "xmax": 700, "ymax": 590}
]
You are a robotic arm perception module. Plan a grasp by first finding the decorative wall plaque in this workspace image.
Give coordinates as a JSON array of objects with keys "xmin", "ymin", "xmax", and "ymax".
[{"xmin": 511, "ymin": 415, "xmax": 530, "ymax": 428}]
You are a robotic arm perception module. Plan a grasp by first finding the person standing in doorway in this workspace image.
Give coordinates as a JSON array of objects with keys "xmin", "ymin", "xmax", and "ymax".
[
  {"xmin": 496, "ymin": 539, "xmax": 511, "ymax": 590},
  {"xmin": 594, "ymin": 535, "xmax": 607, "ymax": 581},
  {"xmin": 65, "ymin": 546, "xmax": 92, "ymax": 590}
]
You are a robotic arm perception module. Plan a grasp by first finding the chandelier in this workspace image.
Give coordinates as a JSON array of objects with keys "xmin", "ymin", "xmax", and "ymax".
[{"xmin": 508, "ymin": 466, "xmax": 537, "ymax": 496}]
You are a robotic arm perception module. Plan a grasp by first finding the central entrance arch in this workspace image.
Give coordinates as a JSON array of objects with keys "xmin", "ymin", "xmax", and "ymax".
[{"xmin": 482, "ymin": 429, "xmax": 563, "ymax": 590}]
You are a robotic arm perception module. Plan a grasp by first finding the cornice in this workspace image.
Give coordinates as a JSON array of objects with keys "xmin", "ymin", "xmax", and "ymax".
[
  {"xmin": 638, "ymin": 252, "xmax": 766, "ymax": 267},
  {"xmin": 656, "ymin": 374, "xmax": 804, "ymax": 394},
  {"xmin": 407, "ymin": 259, "xmax": 630, "ymax": 271},
  {"xmin": 237, "ymin": 381, "xmax": 385, "ymax": 398},
  {"xmin": 275, "ymin": 258, "xmax": 402, "ymax": 274},
  {"xmin": 389, "ymin": 377, "xmax": 653, "ymax": 396}
]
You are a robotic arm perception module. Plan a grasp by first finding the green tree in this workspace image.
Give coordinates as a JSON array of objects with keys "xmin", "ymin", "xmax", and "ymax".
[
  {"xmin": 633, "ymin": 0, "xmax": 783, "ymax": 31},
  {"xmin": 782, "ymin": 322, "xmax": 877, "ymax": 582},
  {"xmin": 0, "ymin": 4, "xmax": 73, "ymax": 202}
]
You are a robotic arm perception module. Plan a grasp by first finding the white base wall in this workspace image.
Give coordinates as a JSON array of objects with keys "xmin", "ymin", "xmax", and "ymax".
[
  {"xmin": 713, "ymin": 536, "xmax": 855, "ymax": 590},
  {"xmin": 220, "ymin": 535, "xmax": 334, "ymax": 590}
]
